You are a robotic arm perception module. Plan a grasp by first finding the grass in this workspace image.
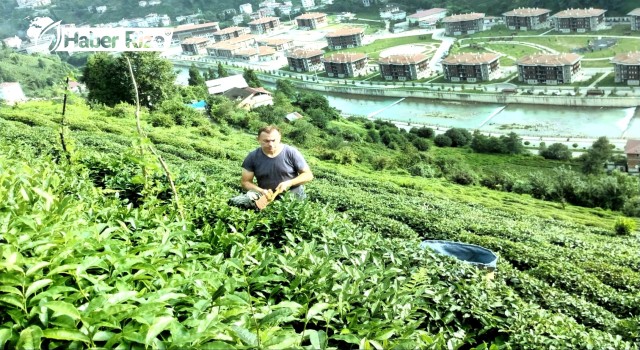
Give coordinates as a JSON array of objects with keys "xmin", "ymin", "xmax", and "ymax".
[{"xmin": 331, "ymin": 34, "xmax": 436, "ymax": 60}]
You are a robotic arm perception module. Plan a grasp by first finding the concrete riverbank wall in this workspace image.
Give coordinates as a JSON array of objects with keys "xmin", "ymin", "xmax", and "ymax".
[{"xmin": 173, "ymin": 60, "xmax": 640, "ymax": 107}]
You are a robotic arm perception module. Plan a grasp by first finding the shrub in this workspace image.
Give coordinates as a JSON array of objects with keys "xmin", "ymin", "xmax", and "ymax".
[
  {"xmin": 444, "ymin": 128, "xmax": 472, "ymax": 147},
  {"xmin": 541, "ymin": 143, "xmax": 572, "ymax": 160},
  {"xmin": 110, "ymin": 102, "xmax": 136, "ymax": 118},
  {"xmin": 434, "ymin": 134, "xmax": 452, "ymax": 147},
  {"xmin": 409, "ymin": 163, "xmax": 438, "ymax": 178},
  {"xmin": 410, "ymin": 126, "xmax": 435, "ymax": 139},
  {"xmin": 412, "ymin": 137, "xmax": 430, "ymax": 151},
  {"xmin": 448, "ymin": 167, "xmax": 477, "ymax": 185},
  {"xmin": 614, "ymin": 217, "xmax": 637, "ymax": 235},
  {"xmin": 148, "ymin": 112, "xmax": 175, "ymax": 127},
  {"xmin": 622, "ymin": 197, "xmax": 640, "ymax": 217},
  {"xmin": 371, "ymin": 156, "xmax": 394, "ymax": 170}
]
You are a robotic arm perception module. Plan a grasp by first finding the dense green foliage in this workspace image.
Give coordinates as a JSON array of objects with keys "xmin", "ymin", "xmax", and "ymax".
[
  {"xmin": 82, "ymin": 52, "xmax": 177, "ymax": 109},
  {"xmin": 0, "ymin": 48, "xmax": 76, "ymax": 98},
  {"xmin": 0, "ymin": 98, "xmax": 639, "ymax": 348}
]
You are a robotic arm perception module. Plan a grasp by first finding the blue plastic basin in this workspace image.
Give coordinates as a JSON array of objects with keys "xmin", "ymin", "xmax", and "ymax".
[{"xmin": 420, "ymin": 240, "xmax": 498, "ymax": 270}]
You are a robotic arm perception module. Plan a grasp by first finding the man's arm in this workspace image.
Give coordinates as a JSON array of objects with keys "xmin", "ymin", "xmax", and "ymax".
[
  {"xmin": 241, "ymin": 168, "xmax": 270, "ymax": 196},
  {"xmin": 275, "ymin": 167, "xmax": 314, "ymax": 193}
]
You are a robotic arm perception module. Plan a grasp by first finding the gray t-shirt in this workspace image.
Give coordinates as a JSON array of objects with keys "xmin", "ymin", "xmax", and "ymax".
[{"xmin": 242, "ymin": 144, "xmax": 309, "ymax": 196}]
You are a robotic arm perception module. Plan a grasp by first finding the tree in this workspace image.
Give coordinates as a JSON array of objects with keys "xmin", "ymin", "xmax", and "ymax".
[
  {"xmin": 410, "ymin": 126, "xmax": 435, "ymax": 139},
  {"xmin": 581, "ymin": 136, "xmax": 614, "ymax": 175},
  {"xmin": 217, "ymin": 62, "xmax": 229, "ymax": 78},
  {"xmin": 276, "ymin": 79, "xmax": 297, "ymax": 101},
  {"xmin": 82, "ymin": 52, "xmax": 177, "ymax": 109},
  {"xmin": 243, "ymin": 68, "xmax": 262, "ymax": 88},
  {"xmin": 444, "ymin": 128, "xmax": 472, "ymax": 147},
  {"xmin": 204, "ymin": 67, "xmax": 217, "ymax": 80},
  {"xmin": 500, "ymin": 132, "xmax": 525, "ymax": 154},
  {"xmin": 434, "ymin": 134, "xmax": 452, "ymax": 147},
  {"xmin": 188, "ymin": 63, "xmax": 205, "ymax": 87},
  {"xmin": 82, "ymin": 53, "xmax": 128, "ymax": 106},
  {"xmin": 540, "ymin": 143, "xmax": 572, "ymax": 160}
]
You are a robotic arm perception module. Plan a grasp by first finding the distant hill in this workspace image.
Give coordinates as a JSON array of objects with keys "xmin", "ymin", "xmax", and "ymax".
[{"xmin": 0, "ymin": 48, "xmax": 76, "ymax": 98}]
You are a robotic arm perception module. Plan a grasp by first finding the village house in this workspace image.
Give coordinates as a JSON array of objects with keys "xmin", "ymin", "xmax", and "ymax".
[
  {"xmin": 629, "ymin": 8, "xmax": 640, "ymax": 31},
  {"xmin": 295, "ymin": 12, "xmax": 328, "ymax": 30},
  {"xmin": 180, "ymin": 37, "xmax": 209, "ymax": 55},
  {"xmin": 378, "ymin": 54, "xmax": 429, "ymax": 81},
  {"xmin": 286, "ymin": 48, "xmax": 324, "ymax": 72},
  {"xmin": 0, "ymin": 83, "xmax": 27, "ymax": 105},
  {"xmin": 206, "ymin": 34, "xmax": 256, "ymax": 58},
  {"xmin": 3, "ymin": 36, "xmax": 22, "ymax": 49},
  {"xmin": 611, "ymin": 52, "xmax": 640, "ymax": 85},
  {"xmin": 625, "ymin": 139, "xmax": 640, "ymax": 173},
  {"xmin": 516, "ymin": 53, "xmax": 582, "ymax": 84},
  {"xmin": 256, "ymin": 38, "xmax": 293, "ymax": 51},
  {"xmin": 213, "ymin": 26, "xmax": 249, "ymax": 42},
  {"xmin": 379, "ymin": 4, "xmax": 400, "ymax": 19},
  {"xmin": 205, "ymin": 75, "xmax": 249, "ymax": 95},
  {"xmin": 223, "ymin": 87, "xmax": 273, "ymax": 110},
  {"xmin": 323, "ymin": 53, "xmax": 368, "ymax": 78},
  {"xmin": 442, "ymin": 52, "xmax": 501, "ymax": 82},
  {"xmin": 326, "ymin": 27, "xmax": 365, "ymax": 50},
  {"xmin": 173, "ymin": 22, "xmax": 221, "ymax": 41},
  {"xmin": 17, "ymin": 0, "xmax": 51, "ymax": 8},
  {"xmin": 503, "ymin": 8, "xmax": 551, "ymax": 30},
  {"xmin": 239, "ymin": 3, "xmax": 253, "ymax": 14},
  {"xmin": 390, "ymin": 10, "xmax": 407, "ymax": 21},
  {"xmin": 301, "ymin": 0, "xmax": 315, "ymax": 10},
  {"xmin": 248, "ymin": 17, "xmax": 281, "ymax": 35},
  {"xmin": 443, "ymin": 13, "xmax": 485, "ymax": 36},
  {"xmin": 551, "ymin": 8, "xmax": 607, "ymax": 33}
]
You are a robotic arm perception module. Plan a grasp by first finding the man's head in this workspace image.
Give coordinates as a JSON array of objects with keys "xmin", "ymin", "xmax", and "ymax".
[{"xmin": 258, "ymin": 125, "xmax": 282, "ymax": 155}]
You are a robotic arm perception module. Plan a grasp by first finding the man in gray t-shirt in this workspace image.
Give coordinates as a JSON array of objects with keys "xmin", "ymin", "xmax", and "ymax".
[{"xmin": 240, "ymin": 125, "xmax": 313, "ymax": 200}]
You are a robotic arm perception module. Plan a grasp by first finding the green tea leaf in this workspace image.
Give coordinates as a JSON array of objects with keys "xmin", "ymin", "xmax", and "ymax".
[
  {"xmin": 0, "ymin": 328, "xmax": 13, "ymax": 349},
  {"xmin": 17, "ymin": 325, "xmax": 42, "ymax": 350},
  {"xmin": 260, "ymin": 308, "xmax": 292, "ymax": 327},
  {"xmin": 32, "ymin": 187, "xmax": 54, "ymax": 211},
  {"xmin": 24, "ymin": 279, "xmax": 53, "ymax": 298},
  {"xmin": 42, "ymin": 328, "xmax": 90, "ymax": 343},
  {"xmin": 305, "ymin": 302, "xmax": 330, "ymax": 321},
  {"xmin": 25, "ymin": 261, "xmax": 50, "ymax": 277},
  {"xmin": 44, "ymin": 301, "xmax": 82, "ymax": 320},
  {"xmin": 145, "ymin": 316, "xmax": 174, "ymax": 346},
  {"xmin": 0, "ymin": 286, "xmax": 22, "ymax": 295},
  {"xmin": 231, "ymin": 325, "xmax": 257, "ymax": 346},
  {"xmin": 0, "ymin": 295, "xmax": 25, "ymax": 311}
]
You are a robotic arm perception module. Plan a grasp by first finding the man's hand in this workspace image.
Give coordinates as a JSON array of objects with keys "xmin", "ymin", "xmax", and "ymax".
[{"xmin": 275, "ymin": 180, "xmax": 292, "ymax": 193}]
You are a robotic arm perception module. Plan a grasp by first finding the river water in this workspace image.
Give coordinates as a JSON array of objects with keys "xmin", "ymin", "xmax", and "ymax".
[{"xmin": 176, "ymin": 67, "xmax": 640, "ymax": 140}]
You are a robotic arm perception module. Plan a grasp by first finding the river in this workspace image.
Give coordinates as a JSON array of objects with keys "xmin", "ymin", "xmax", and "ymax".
[{"xmin": 175, "ymin": 67, "xmax": 640, "ymax": 140}]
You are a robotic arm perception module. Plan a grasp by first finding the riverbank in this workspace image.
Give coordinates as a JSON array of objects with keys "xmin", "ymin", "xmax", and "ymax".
[{"xmin": 172, "ymin": 58, "xmax": 640, "ymax": 108}]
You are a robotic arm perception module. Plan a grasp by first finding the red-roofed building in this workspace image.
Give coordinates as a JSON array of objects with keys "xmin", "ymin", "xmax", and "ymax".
[
  {"xmin": 625, "ymin": 139, "xmax": 640, "ymax": 173},
  {"xmin": 612, "ymin": 52, "xmax": 640, "ymax": 85},
  {"xmin": 407, "ymin": 8, "xmax": 447, "ymax": 28},
  {"xmin": 443, "ymin": 13, "xmax": 485, "ymax": 36},
  {"xmin": 323, "ymin": 53, "xmax": 368, "ymax": 78},
  {"xmin": 181, "ymin": 37, "xmax": 210, "ymax": 55},
  {"xmin": 213, "ymin": 26, "xmax": 249, "ymax": 42},
  {"xmin": 442, "ymin": 53, "xmax": 501, "ymax": 82},
  {"xmin": 173, "ymin": 22, "xmax": 220, "ymax": 41},
  {"xmin": 296, "ymin": 12, "xmax": 328, "ymax": 30},
  {"xmin": 206, "ymin": 34, "xmax": 256, "ymax": 58},
  {"xmin": 248, "ymin": 17, "xmax": 281, "ymax": 35},
  {"xmin": 234, "ymin": 46, "xmax": 277, "ymax": 62},
  {"xmin": 286, "ymin": 48, "xmax": 324, "ymax": 72},
  {"xmin": 223, "ymin": 87, "xmax": 273, "ymax": 110},
  {"xmin": 516, "ymin": 53, "xmax": 582, "ymax": 84},
  {"xmin": 503, "ymin": 8, "xmax": 551, "ymax": 30},
  {"xmin": 551, "ymin": 8, "xmax": 606, "ymax": 32},
  {"xmin": 326, "ymin": 27, "xmax": 365, "ymax": 50},
  {"xmin": 378, "ymin": 54, "xmax": 430, "ymax": 81},
  {"xmin": 256, "ymin": 38, "xmax": 293, "ymax": 51}
]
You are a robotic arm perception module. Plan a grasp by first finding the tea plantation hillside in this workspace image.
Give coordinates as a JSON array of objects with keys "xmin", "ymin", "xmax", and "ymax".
[{"xmin": 0, "ymin": 100, "xmax": 639, "ymax": 349}]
